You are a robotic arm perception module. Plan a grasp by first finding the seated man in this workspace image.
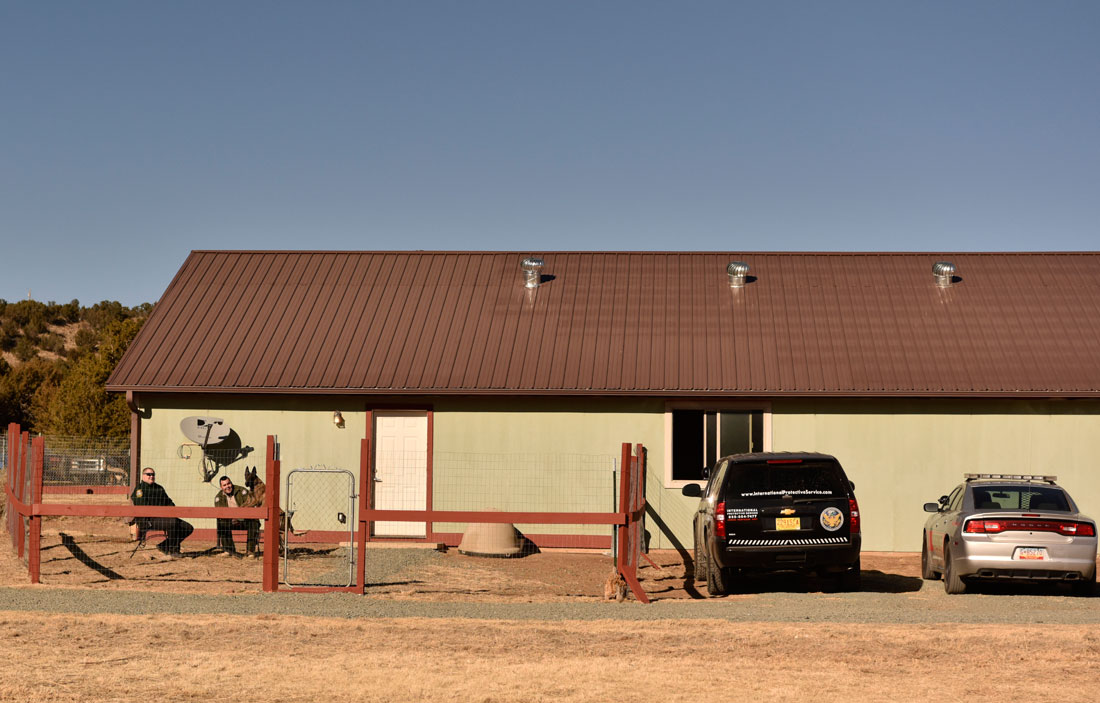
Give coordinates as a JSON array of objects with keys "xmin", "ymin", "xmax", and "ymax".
[
  {"xmin": 130, "ymin": 467, "xmax": 193, "ymax": 558},
  {"xmin": 214, "ymin": 475, "xmax": 260, "ymax": 557}
]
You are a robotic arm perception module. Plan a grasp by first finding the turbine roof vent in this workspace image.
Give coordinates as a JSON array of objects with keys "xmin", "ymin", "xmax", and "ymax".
[
  {"xmin": 521, "ymin": 257, "xmax": 544, "ymax": 289},
  {"xmin": 933, "ymin": 261, "xmax": 956, "ymax": 287},
  {"xmin": 727, "ymin": 261, "xmax": 750, "ymax": 288}
]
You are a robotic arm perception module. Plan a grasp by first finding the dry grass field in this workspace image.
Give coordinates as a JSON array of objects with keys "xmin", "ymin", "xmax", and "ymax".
[
  {"xmin": 2, "ymin": 613, "xmax": 1100, "ymax": 702},
  {"xmin": 3, "ymin": 513, "xmax": 1100, "ymax": 701}
]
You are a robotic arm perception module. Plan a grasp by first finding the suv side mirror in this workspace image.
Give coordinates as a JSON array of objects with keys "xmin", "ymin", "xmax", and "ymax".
[
  {"xmin": 849, "ymin": 480, "xmax": 856, "ymax": 491},
  {"xmin": 923, "ymin": 502, "xmax": 942, "ymax": 513},
  {"xmin": 681, "ymin": 483, "xmax": 703, "ymax": 498}
]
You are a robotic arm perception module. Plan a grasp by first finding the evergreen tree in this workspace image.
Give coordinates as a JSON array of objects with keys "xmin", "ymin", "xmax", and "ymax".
[{"xmin": 32, "ymin": 317, "xmax": 143, "ymax": 437}]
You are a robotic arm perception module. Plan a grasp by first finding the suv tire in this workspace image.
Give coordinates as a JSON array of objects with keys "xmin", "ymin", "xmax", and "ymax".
[
  {"xmin": 693, "ymin": 524, "xmax": 706, "ymax": 584},
  {"xmin": 920, "ymin": 536, "xmax": 937, "ymax": 580},
  {"xmin": 943, "ymin": 544, "xmax": 966, "ymax": 594},
  {"xmin": 705, "ymin": 547, "xmax": 727, "ymax": 597},
  {"xmin": 840, "ymin": 559, "xmax": 861, "ymax": 591}
]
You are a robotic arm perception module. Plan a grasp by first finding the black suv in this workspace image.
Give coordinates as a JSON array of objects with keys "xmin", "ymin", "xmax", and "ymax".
[{"xmin": 681, "ymin": 452, "xmax": 862, "ymax": 596}]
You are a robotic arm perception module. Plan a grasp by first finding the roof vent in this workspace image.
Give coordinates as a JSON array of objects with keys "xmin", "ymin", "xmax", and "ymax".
[
  {"xmin": 932, "ymin": 261, "xmax": 956, "ymax": 287},
  {"xmin": 727, "ymin": 261, "xmax": 750, "ymax": 288},
  {"xmin": 521, "ymin": 257, "xmax": 544, "ymax": 289}
]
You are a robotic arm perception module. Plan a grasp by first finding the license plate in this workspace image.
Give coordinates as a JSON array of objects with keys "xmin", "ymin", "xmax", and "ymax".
[
  {"xmin": 1014, "ymin": 547, "xmax": 1048, "ymax": 561},
  {"xmin": 775, "ymin": 517, "xmax": 801, "ymax": 531}
]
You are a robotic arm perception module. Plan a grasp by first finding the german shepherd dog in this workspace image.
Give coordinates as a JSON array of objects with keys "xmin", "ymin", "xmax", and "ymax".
[{"xmin": 241, "ymin": 467, "xmax": 303, "ymax": 542}]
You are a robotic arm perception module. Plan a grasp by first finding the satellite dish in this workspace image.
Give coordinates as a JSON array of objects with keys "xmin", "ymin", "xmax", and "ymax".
[
  {"xmin": 180, "ymin": 416, "xmax": 233, "ymax": 482},
  {"xmin": 180, "ymin": 416, "xmax": 231, "ymax": 445}
]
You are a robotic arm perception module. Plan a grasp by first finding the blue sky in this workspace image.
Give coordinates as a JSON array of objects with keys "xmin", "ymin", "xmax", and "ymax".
[{"xmin": 2, "ymin": 1, "xmax": 1098, "ymax": 306}]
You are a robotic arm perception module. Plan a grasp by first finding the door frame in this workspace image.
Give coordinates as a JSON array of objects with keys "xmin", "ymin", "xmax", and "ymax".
[{"xmin": 365, "ymin": 405, "xmax": 434, "ymax": 542}]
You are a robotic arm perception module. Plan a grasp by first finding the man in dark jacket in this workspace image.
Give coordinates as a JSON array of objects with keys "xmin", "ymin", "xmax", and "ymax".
[
  {"xmin": 214, "ymin": 475, "xmax": 259, "ymax": 557},
  {"xmin": 130, "ymin": 467, "xmax": 193, "ymax": 557}
]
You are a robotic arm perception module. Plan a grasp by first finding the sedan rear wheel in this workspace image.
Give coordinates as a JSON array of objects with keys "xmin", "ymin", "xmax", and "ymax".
[
  {"xmin": 921, "ymin": 535, "xmax": 937, "ymax": 580},
  {"xmin": 1072, "ymin": 570, "xmax": 1095, "ymax": 597},
  {"xmin": 943, "ymin": 544, "xmax": 966, "ymax": 594}
]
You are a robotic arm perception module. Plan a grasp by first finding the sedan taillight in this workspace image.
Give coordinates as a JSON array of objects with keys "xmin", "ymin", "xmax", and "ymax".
[
  {"xmin": 715, "ymin": 501, "xmax": 726, "ymax": 539},
  {"xmin": 964, "ymin": 518, "xmax": 1097, "ymax": 536}
]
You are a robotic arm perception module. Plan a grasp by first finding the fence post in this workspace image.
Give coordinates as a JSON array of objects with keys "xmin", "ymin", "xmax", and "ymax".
[
  {"xmin": 262, "ymin": 435, "xmax": 279, "ymax": 592},
  {"xmin": 15, "ymin": 432, "xmax": 28, "ymax": 558},
  {"xmin": 29, "ymin": 437, "xmax": 44, "ymax": 584},
  {"xmin": 356, "ymin": 438, "xmax": 370, "ymax": 594},
  {"xmin": 617, "ymin": 443, "xmax": 649, "ymax": 604},
  {"xmin": 616, "ymin": 443, "xmax": 630, "ymax": 575},
  {"xmin": 5, "ymin": 423, "xmax": 18, "ymax": 551}
]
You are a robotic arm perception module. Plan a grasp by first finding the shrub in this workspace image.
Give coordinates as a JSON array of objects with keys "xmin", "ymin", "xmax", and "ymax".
[
  {"xmin": 74, "ymin": 327, "xmax": 98, "ymax": 351},
  {"xmin": 13, "ymin": 336, "xmax": 38, "ymax": 362},
  {"xmin": 38, "ymin": 332, "xmax": 66, "ymax": 355}
]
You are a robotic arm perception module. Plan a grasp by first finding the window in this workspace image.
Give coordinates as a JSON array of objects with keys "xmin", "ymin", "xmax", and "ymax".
[
  {"xmin": 970, "ymin": 485, "xmax": 1070, "ymax": 512},
  {"xmin": 947, "ymin": 486, "xmax": 964, "ymax": 511},
  {"xmin": 669, "ymin": 408, "xmax": 766, "ymax": 482}
]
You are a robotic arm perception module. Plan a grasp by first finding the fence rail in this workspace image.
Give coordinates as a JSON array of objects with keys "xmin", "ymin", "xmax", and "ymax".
[
  {"xmin": 4, "ymin": 426, "xmax": 649, "ymax": 601},
  {"xmin": 1, "ymin": 431, "xmax": 130, "ymax": 490}
]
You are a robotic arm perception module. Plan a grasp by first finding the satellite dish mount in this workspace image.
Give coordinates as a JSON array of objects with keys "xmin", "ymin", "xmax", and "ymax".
[{"xmin": 180, "ymin": 416, "xmax": 233, "ymax": 482}]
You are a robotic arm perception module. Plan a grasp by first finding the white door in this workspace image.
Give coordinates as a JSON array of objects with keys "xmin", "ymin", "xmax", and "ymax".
[{"xmin": 373, "ymin": 411, "xmax": 427, "ymax": 537}]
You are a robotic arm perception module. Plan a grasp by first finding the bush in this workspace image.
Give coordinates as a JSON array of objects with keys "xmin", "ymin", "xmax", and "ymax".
[
  {"xmin": 13, "ymin": 336, "xmax": 38, "ymax": 362},
  {"xmin": 7, "ymin": 300, "xmax": 48, "ymax": 329},
  {"xmin": 38, "ymin": 332, "xmax": 66, "ymax": 355},
  {"xmin": 85, "ymin": 301, "xmax": 126, "ymax": 331},
  {"xmin": 74, "ymin": 327, "xmax": 98, "ymax": 351},
  {"xmin": 0, "ymin": 323, "xmax": 15, "ymax": 352}
]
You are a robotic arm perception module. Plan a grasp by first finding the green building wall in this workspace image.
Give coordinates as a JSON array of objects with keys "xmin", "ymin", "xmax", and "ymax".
[{"xmin": 136, "ymin": 394, "xmax": 1100, "ymax": 553}]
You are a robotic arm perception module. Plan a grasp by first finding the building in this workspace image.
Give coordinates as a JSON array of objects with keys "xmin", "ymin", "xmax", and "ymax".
[{"xmin": 106, "ymin": 251, "xmax": 1100, "ymax": 551}]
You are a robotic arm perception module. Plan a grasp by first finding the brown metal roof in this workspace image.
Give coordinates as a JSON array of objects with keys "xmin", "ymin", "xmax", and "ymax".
[{"xmin": 106, "ymin": 251, "xmax": 1100, "ymax": 396}]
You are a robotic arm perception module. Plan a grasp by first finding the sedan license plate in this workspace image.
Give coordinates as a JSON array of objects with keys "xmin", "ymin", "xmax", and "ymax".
[
  {"xmin": 1014, "ymin": 547, "xmax": 1048, "ymax": 561},
  {"xmin": 775, "ymin": 517, "xmax": 801, "ymax": 531}
]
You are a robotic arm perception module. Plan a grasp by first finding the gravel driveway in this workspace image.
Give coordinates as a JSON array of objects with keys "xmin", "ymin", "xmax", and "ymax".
[
  {"xmin": 2, "ymin": 580, "xmax": 1100, "ymax": 624},
  {"xmin": 5, "ymin": 527, "xmax": 1100, "ymax": 624}
]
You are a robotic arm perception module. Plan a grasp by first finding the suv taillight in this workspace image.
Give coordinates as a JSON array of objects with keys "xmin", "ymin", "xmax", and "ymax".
[
  {"xmin": 964, "ymin": 519, "xmax": 1097, "ymax": 536},
  {"xmin": 715, "ymin": 501, "xmax": 726, "ymax": 538},
  {"xmin": 849, "ymin": 498, "xmax": 860, "ymax": 535}
]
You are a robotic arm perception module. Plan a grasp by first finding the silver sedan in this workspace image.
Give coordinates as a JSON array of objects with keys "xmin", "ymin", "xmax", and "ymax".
[{"xmin": 922, "ymin": 474, "xmax": 1097, "ymax": 595}]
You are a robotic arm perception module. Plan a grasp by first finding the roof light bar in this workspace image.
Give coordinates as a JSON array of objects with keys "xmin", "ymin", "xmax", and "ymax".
[{"xmin": 964, "ymin": 473, "xmax": 1057, "ymax": 482}]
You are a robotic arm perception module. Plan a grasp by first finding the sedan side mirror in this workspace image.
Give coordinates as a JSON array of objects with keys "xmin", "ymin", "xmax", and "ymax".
[
  {"xmin": 923, "ymin": 502, "xmax": 942, "ymax": 513},
  {"xmin": 681, "ymin": 483, "xmax": 703, "ymax": 498}
]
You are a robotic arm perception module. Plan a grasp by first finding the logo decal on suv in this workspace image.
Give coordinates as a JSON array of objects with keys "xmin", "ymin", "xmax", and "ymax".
[{"xmin": 820, "ymin": 506, "xmax": 844, "ymax": 531}]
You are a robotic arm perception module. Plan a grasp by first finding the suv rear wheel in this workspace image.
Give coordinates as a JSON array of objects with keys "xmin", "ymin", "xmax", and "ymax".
[
  {"xmin": 705, "ymin": 546, "xmax": 727, "ymax": 597},
  {"xmin": 840, "ymin": 559, "xmax": 861, "ymax": 591},
  {"xmin": 693, "ymin": 523, "xmax": 706, "ymax": 584}
]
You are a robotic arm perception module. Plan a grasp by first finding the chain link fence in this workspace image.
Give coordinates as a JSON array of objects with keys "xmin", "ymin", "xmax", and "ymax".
[
  {"xmin": 1, "ymin": 433, "xmax": 132, "ymax": 487},
  {"xmin": 430, "ymin": 452, "xmax": 619, "ymax": 547}
]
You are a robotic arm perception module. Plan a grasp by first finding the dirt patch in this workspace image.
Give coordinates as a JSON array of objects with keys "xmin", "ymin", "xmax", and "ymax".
[{"xmin": 1, "ymin": 512, "xmax": 930, "ymax": 602}]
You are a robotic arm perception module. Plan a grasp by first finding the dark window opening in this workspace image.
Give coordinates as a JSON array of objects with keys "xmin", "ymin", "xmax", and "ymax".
[{"xmin": 672, "ymin": 409, "xmax": 764, "ymax": 481}]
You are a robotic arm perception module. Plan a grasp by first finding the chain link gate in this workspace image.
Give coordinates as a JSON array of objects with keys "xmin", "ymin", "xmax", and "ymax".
[{"xmin": 283, "ymin": 469, "xmax": 358, "ymax": 588}]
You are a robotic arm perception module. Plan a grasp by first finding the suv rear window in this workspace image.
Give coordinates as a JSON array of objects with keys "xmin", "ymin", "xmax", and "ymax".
[
  {"xmin": 726, "ymin": 460, "xmax": 848, "ymax": 499},
  {"xmin": 970, "ymin": 485, "xmax": 1070, "ymax": 512}
]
